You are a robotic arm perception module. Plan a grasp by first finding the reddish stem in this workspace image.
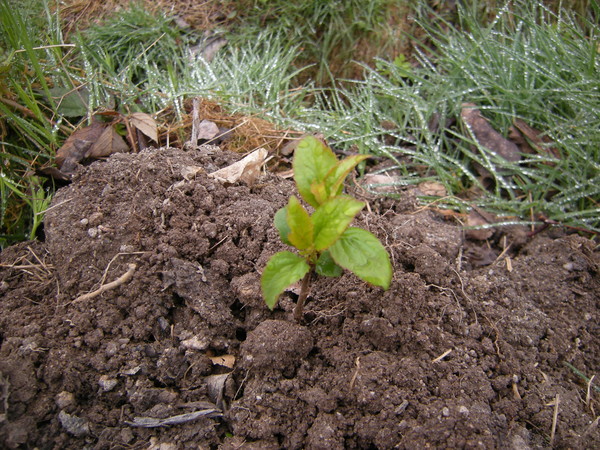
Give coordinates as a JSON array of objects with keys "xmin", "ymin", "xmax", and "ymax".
[{"xmin": 294, "ymin": 269, "xmax": 313, "ymax": 323}]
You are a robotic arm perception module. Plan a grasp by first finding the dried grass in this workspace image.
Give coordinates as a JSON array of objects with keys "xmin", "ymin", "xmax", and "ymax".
[
  {"xmin": 57, "ymin": 0, "xmax": 235, "ymax": 36},
  {"xmin": 158, "ymin": 97, "xmax": 303, "ymax": 156}
]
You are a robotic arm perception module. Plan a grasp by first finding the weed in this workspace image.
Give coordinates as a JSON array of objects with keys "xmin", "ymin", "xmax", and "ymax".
[{"xmin": 261, "ymin": 136, "xmax": 392, "ymax": 322}]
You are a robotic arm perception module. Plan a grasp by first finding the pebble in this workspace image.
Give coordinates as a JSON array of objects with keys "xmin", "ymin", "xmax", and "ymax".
[
  {"xmin": 58, "ymin": 410, "xmax": 90, "ymax": 437},
  {"xmin": 55, "ymin": 391, "xmax": 75, "ymax": 409},
  {"xmin": 98, "ymin": 375, "xmax": 118, "ymax": 392}
]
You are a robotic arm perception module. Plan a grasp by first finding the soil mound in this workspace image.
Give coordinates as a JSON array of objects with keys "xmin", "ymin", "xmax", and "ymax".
[{"xmin": 1, "ymin": 147, "xmax": 598, "ymax": 448}]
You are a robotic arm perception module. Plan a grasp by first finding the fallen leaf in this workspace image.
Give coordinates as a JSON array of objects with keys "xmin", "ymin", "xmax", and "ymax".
[
  {"xmin": 36, "ymin": 166, "xmax": 71, "ymax": 182},
  {"xmin": 510, "ymin": 118, "xmax": 560, "ymax": 161},
  {"xmin": 361, "ymin": 174, "xmax": 400, "ymax": 193},
  {"xmin": 188, "ymin": 36, "xmax": 228, "ymax": 62},
  {"xmin": 466, "ymin": 245, "xmax": 498, "ymax": 267},
  {"xmin": 200, "ymin": 36, "xmax": 227, "ymax": 62},
  {"xmin": 418, "ymin": 181, "xmax": 447, "ymax": 197},
  {"xmin": 181, "ymin": 166, "xmax": 204, "ymax": 180},
  {"xmin": 209, "ymin": 148, "xmax": 268, "ymax": 185},
  {"xmin": 461, "ymin": 103, "xmax": 521, "ymax": 163},
  {"xmin": 55, "ymin": 122, "xmax": 109, "ymax": 176},
  {"xmin": 56, "ymin": 121, "xmax": 105, "ymax": 168},
  {"xmin": 465, "ymin": 207, "xmax": 496, "ymax": 240},
  {"xmin": 129, "ymin": 112, "xmax": 158, "ymax": 142},
  {"xmin": 208, "ymin": 354, "xmax": 235, "ymax": 368},
  {"xmin": 281, "ymin": 133, "xmax": 325, "ymax": 156},
  {"xmin": 87, "ymin": 126, "xmax": 129, "ymax": 158},
  {"xmin": 206, "ymin": 372, "xmax": 231, "ymax": 410},
  {"xmin": 196, "ymin": 120, "xmax": 220, "ymax": 142}
]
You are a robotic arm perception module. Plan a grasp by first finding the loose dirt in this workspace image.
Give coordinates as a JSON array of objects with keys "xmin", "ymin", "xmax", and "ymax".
[{"xmin": 1, "ymin": 146, "xmax": 598, "ymax": 449}]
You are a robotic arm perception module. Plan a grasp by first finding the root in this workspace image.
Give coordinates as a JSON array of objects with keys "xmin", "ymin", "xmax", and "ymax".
[{"xmin": 73, "ymin": 263, "xmax": 136, "ymax": 303}]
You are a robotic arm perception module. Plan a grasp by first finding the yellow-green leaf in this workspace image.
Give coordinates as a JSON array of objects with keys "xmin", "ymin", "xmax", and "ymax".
[
  {"xmin": 286, "ymin": 196, "xmax": 313, "ymax": 250},
  {"xmin": 274, "ymin": 206, "xmax": 291, "ymax": 245},
  {"xmin": 293, "ymin": 136, "xmax": 337, "ymax": 207},
  {"xmin": 315, "ymin": 250, "xmax": 343, "ymax": 277},
  {"xmin": 324, "ymin": 154, "xmax": 370, "ymax": 197},
  {"xmin": 311, "ymin": 196, "xmax": 364, "ymax": 250}
]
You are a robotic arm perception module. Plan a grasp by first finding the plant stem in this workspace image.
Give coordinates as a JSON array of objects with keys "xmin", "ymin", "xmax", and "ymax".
[{"xmin": 294, "ymin": 268, "xmax": 313, "ymax": 323}]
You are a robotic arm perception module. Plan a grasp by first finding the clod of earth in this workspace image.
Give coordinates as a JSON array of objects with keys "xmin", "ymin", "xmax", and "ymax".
[{"xmin": 0, "ymin": 146, "xmax": 598, "ymax": 448}]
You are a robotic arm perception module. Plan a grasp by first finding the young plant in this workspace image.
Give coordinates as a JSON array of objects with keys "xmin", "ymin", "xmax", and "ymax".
[{"xmin": 261, "ymin": 136, "xmax": 392, "ymax": 322}]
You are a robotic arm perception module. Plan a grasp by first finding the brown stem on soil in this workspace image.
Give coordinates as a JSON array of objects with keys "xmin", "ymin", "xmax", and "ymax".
[
  {"xmin": 293, "ymin": 269, "xmax": 313, "ymax": 323},
  {"xmin": 72, "ymin": 263, "xmax": 136, "ymax": 303}
]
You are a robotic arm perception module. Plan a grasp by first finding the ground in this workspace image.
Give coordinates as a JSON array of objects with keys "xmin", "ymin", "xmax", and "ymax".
[{"xmin": 0, "ymin": 146, "xmax": 598, "ymax": 449}]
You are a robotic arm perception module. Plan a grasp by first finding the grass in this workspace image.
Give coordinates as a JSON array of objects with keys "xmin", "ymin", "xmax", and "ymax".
[
  {"xmin": 227, "ymin": 0, "xmax": 401, "ymax": 85},
  {"xmin": 0, "ymin": 0, "xmax": 67, "ymax": 244},
  {"xmin": 292, "ymin": 0, "xmax": 600, "ymax": 232},
  {"xmin": 392, "ymin": 1, "xmax": 600, "ymax": 231},
  {"xmin": 1, "ymin": 0, "xmax": 598, "ymax": 247}
]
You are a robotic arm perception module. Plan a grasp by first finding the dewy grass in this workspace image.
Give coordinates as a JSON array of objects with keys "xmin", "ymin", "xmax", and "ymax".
[
  {"xmin": 228, "ymin": 0, "xmax": 391, "ymax": 84},
  {"xmin": 0, "ymin": 0, "xmax": 69, "ymax": 246},
  {"xmin": 321, "ymin": 0, "xmax": 599, "ymax": 232},
  {"xmin": 167, "ymin": 32, "xmax": 310, "ymax": 118},
  {"xmin": 2, "ymin": 0, "xmax": 598, "ymax": 245},
  {"xmin": 80, "ymin": 3, "xmax": 193, "ymax": 84}
]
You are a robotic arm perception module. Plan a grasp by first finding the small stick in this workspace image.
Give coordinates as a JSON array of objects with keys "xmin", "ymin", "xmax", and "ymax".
[
  {"xmin": 587, "ymin": 375, "xmax": 595, "ymax": 409},
  {"xmin": 349, "ymin": 357, "xmax": 361, "ymax": 389},
  {"xmin": 73, "ymin": 264, "xmax": 136, "ymax": 303},
  {"xmin": 512, "ymin": 380, "xmax": 522, "ymax": 400},
  {"xmin": 550, "ymin": 394, "xmax": 560, "ymax": 446},
  {"xmin": 432, "ymin": 349, "xmax": 452, "ymax": 363}
]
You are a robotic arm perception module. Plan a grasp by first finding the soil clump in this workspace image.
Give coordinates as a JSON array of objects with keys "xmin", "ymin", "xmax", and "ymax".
[{"xmin": 1, "ymin": 146, "xmax": 598, "ymax": 448}]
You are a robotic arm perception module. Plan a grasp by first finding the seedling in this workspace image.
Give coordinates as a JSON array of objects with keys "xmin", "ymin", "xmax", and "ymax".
[{"xmin": 261, "ymin": 136, "xmax": 392, "ymax": 322}]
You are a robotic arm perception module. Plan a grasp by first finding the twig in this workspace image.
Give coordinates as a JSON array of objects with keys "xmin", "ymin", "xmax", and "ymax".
[
  {"xmin": 432, "ymin": 349, "xmax": 453, "ymax": 363},
  {"xmin": 73, "ymin": 264, "xmax": 136, "ymax": 303},
  {"xmin": 550, "ymin": 394, "xmax": 560, "ymax": 446},
  {"xmin": 125, "ymin": 408, "xmax": 221, "ymax": 427},
  {"xmin": 349, "ymin": 357, "xmax": 361, "ymax": 389},
  {"xmin": 587, "ymin": 375, "xmax": 596, "ymax": 409}
]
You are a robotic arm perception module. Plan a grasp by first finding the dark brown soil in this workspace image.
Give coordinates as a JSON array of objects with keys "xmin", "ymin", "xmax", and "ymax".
[{"xmin": 1, "ymin": 147, "xmax": 598, "ymax": 449}]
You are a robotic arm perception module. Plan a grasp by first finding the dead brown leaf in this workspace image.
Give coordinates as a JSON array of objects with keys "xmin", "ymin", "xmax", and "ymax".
[
  {"xmin": 208, "ymin": 354, "xmax": 235, "ymax": 368},
  {"xmin": 361, "ymin": 174, "xmax": 400, "ymax": 193},
  {"xmin": 418, "ymin": 181, "xmax": 447, "ymax": 197},
  {"xmin": 209, "ymin": 148, "xmax": 268, "ymax": 185},
  {"xmin": 129, "ymin": 112, "xmax": 158, "ymax": 142},
  {"xmin": 196, "ymin": 120, "xmax": 220, "ymax": 142},
  {"xmin": 465, "ymin": 207, "xmax": 497, "ymax": 241},
  {"xmin": 87, "ymin": 126, "xmax": 129, "ymax": 158},
  {"xmin": 55, "ymin": 121, "xmax": 104, "ymax": 169},
  {"xmin": 461, "ymin": 103, "xmax": 521, "ymax": 163},
  {"xmin": 510, "ymin": 118, "xmax": 561, "ymax": 161}
]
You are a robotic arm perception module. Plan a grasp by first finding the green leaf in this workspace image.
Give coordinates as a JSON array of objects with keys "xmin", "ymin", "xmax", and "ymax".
[
  {"xmin": 312, "ymin": 196, "xmax": 364, "ymax": 250},
  {"xmin": 274, "ymin": 206, "xmax": 291, "ymax": 245},
  {"xmin": 330, "ymin": 227, "xmax": 392, "ymax": 289},
  {"xmin": 261, "ymin": 251, "xmax": 311, "ymax": 310},
  {"xmin": 286, "ymin": 196, "xmax": 313, "ymax": 250},
  {"xmin": 315, "ymin": 250, "xmax": 343, "ymax": 277},
  {"xmin": 47, "ymin": 86, "xmax": 90, "ymax": 118},
  {"xmin": 293, "ymin": 136, "xmax": 338, "ymax": 207},
  {"xmin": 324, "ymin": 154, "xmax": 370, "ymax": 198}
]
